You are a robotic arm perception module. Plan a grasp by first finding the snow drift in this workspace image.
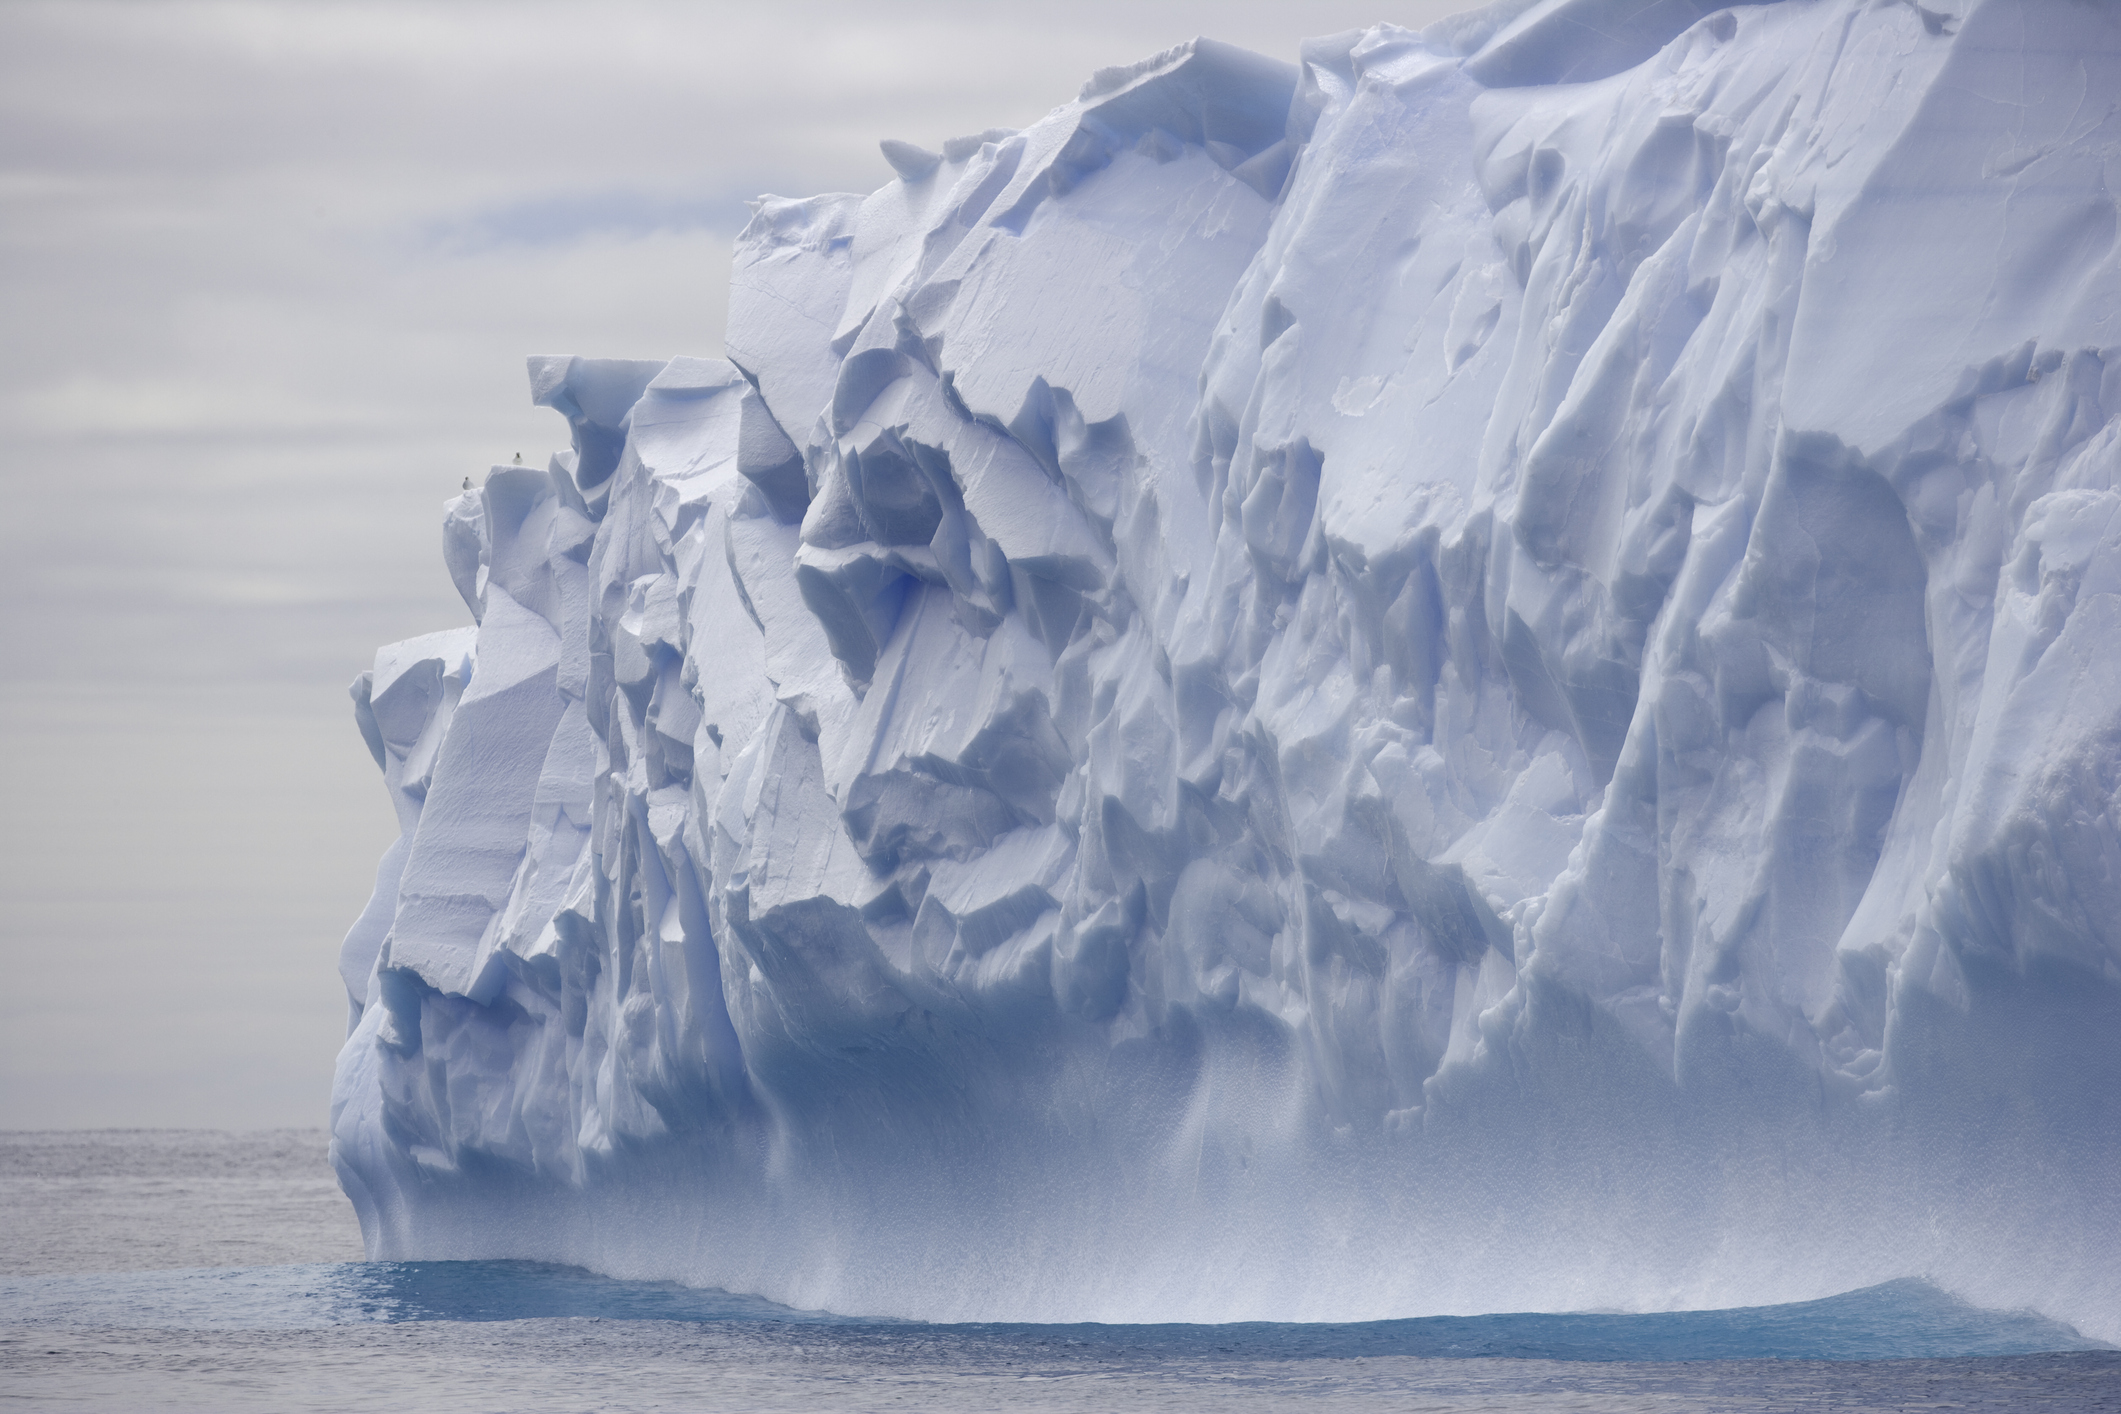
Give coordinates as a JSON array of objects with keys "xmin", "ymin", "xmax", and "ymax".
[{"xmin": 332, "ymin": 0, "xmax": 2121, "ymax": 1339}]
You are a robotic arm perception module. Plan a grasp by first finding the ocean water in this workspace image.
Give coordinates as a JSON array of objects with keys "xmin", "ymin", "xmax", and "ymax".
[{"xmin": 2, "ymin": 1132, "xmax": 2116, "ymax": 1412}]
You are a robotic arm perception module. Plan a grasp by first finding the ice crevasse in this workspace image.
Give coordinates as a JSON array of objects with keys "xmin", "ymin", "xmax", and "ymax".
[{"xmin": 332, "ymin": 0, "xmax": 2121, "ymax": 1337}]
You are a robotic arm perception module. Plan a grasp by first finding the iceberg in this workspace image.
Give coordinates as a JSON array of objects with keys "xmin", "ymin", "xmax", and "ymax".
[{"xmin": 332, "ymin": 0, "xmax": 2121, "ymax": 1339}]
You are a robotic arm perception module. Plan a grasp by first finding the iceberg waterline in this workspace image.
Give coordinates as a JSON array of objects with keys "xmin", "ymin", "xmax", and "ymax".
[
  {"xmin": 5, "ymin": 1264, "xmax": 2105, "ymax": 1362},
  {"xmin": 332, "ymin": 0, "xmax": 2121, "ymax": 1336}
]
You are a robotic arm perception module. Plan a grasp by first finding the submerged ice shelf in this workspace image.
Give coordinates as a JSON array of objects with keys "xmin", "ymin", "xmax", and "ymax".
[
  {"xmin": 5, "ymin": 1265, "xmax": 2104, "ymax": 1361},
  {"xmin": 333, "ymin": 0, "xmax": 2121, "ymax": 1338}
]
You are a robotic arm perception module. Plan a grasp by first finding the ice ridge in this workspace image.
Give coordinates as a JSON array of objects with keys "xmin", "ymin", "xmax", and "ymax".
[{"xmin": 333, "ymin": 0, "xmax": 2121, "ymax": 1339}]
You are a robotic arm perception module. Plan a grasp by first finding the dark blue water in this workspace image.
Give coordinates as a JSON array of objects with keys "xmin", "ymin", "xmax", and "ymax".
[
  {"xmin": 6, "ymin": 1132, "xmax": 2119, "ymax": 1411},
  {"xmin": 1, "ymin": 1258, "xmax": 2105, "ymax": 1362}
]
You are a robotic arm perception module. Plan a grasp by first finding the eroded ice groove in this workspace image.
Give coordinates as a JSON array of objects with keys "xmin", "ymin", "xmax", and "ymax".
[{"xmin": 333, "ymin": 5, "xmax": 2121, "ymax": 1338}]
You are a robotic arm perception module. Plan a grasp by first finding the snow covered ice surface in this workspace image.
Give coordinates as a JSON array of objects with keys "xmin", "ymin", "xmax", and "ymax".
[{"xmin": 332, "ymin": 0, "xmax": 2121, "ymax": 1342}]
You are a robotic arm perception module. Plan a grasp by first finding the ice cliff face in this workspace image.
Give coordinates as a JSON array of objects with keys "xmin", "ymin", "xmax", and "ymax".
[{"xmin": 333, "ymin": 0, "xmax": 2121, "ymax": 1337}]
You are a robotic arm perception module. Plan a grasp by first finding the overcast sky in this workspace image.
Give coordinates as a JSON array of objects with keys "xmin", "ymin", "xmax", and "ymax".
[{"xmin": 0, "ymin": 0, "xmax": 1470, "ymax": 1129}]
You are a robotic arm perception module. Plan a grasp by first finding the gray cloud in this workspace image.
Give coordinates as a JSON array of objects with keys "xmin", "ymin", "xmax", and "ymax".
[{"xmin": 426, "ymin": 188, "xmax": 757, "ymax": 250}]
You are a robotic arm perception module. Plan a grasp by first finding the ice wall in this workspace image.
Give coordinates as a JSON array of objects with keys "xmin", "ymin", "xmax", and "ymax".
[{"xmin": 332, "ymin": 0, "xmax": 2121, "ymax": 1338}]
